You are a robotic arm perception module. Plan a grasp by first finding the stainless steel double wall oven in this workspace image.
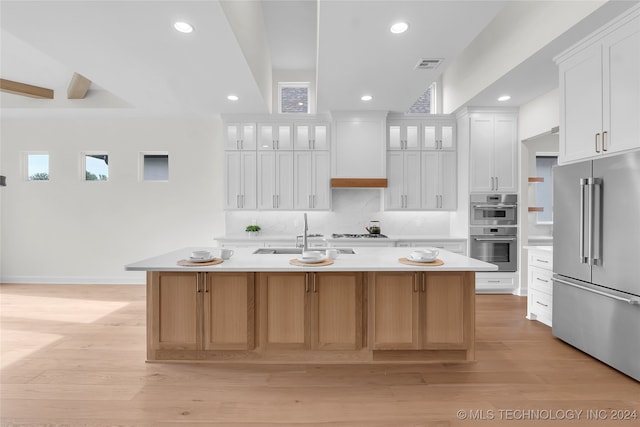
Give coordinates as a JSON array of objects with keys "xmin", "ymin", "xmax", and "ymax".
[{"xmin": 469, "ymin": 194, "xmax": 518, "ymax": 272}]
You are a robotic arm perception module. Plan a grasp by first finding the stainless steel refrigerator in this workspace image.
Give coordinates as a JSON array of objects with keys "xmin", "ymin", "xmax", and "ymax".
[{"xmin": 553, "ymin": 150, "xmax": 640, "ymax": 381}]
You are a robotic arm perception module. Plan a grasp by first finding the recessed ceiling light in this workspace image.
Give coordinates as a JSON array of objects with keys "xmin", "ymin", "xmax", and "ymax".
[
  {"xmin": 227, "ymin": 95, "xmax": 239, "ymax": 101},
  {"xmin": 498, "ymin": 95, "xmax": 511, "ymax": 102},
  {"xmin": 174, "ymin": 22, "xmax": 194, "ymax": 33},
  {"xmin": 390, "ymin": 22, "xmax": 409, "ymax": 34},
  {"xmin": 361, "ymin": 95, "xmax": 373, "ymax": 101}
]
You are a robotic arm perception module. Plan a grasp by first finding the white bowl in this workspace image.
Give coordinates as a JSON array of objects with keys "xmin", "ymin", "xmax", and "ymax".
[
  {"xmin": 301, "ymin": 251, "xmax": 323, "ymax": 260},
  {"xmin": 408, "ymin": 248, "xmax": 439, "ymax": 262}
]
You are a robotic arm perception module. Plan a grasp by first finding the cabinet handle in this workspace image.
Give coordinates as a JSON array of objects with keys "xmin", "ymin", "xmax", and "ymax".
[
  {"xmin": 495, "ymin": 176, "xmax": 499, "ymax": 190},
  {"xmin": 305, "ymin": 274, "xmax": 310, "ymax": 293},
  {"xmin": 421, "ymin": 273, "xmax": 425, "ymax": 293},
  {"xmin": 309, "ymin": 195, "xmax": 312, "ymax": 208},
  {"xmin": 241, "ymin": 195, "xmax": 245, "ymax": 208},
  {"xmin": 490, "ymin": 177, "xmax": 495, "ymax": 191},
  {"xmin": 313, "ymin": 195, "xmax": 316, "ymax": 208},
  {"xmin": 535, "ymin": 300, "xmax": 548, "ymax": 307},
  {"xmin": 536, "ymin": 277, "xmax": 549, "ymax": 283},
  {"xmin": 595, "ymin": 133, "xmax": 601, "ymax": 153},
  {"xmin": 236, "ymin": 195, "xmax": 240, "ymax": 208},
  {"xmin": 413, "ymin": 274, "xmax": 418, "ymax": 293},
  {"xmin": 602, "ymin": 131, "xmax": 608, "ymax": 152},
  {"xmin": 312, "ymin": 139, "xmax": 315, "ymax": 150},
  {"xmin": 277, "ymin": 195, "xmax": 280, "ymax": 208},
  {"xmin": 313, "ymin": 274, "xmax": 318, "ymax": 293},
  {"xmin": 535, "ymin": 258, "xmax": 549, "ymax": 264}
]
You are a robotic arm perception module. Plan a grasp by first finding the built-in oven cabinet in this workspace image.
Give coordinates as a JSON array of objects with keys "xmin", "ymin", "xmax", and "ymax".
[
  {"xmin": 468, "ymin": 111, "xmax": 518, "ymax": 193},
  {"xmin": 469, "ymin": 227, "xmax": 517, "ymax": 272},
  {"xmin": 470, "ymin": 194, "xmax": 518, "ymax": 226}
]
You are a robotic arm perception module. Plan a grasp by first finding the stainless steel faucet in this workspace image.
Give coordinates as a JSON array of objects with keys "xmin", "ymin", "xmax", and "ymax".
[{"xmin": 302, "ymin": 213, "xmax": 308, "ymax": 252}]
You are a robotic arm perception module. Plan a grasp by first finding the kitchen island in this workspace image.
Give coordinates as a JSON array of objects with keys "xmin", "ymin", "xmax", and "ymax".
[{"xmin": 126, "ymin": 247, "xmax": 497, "ymax": 363}]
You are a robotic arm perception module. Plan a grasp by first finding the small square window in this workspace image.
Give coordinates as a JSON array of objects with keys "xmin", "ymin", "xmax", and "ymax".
[
  {"xmin": 83, "ymin": 153, "xmax": 109, "ymax": 181},
  {"xmin": 279, "ymin": 83, "xmax": 309, "ymax": 114},
  {"xmin": 141, "ymin": 153, "xmax": 169, "ymax": 181},
  {"xmin": 26, "ymin": 152, "xmax": 49, "ymax": 181}
]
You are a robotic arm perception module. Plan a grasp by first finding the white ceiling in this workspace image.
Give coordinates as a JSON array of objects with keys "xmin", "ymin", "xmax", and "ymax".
[{"xmin": 0, "ymin": 1, "xmax": 637, "ymax": 118}]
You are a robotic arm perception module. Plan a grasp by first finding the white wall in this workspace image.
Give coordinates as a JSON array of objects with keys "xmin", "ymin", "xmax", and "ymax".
[
  {"xmin": 0, "ymin": 117, "xmax": 225, "ymax": 284},
  {"xmin": 519, "ymin": 88, "xmax": 559, "ymax": 141}
]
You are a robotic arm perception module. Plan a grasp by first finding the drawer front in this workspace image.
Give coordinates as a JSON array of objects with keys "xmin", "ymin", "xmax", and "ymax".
[
  {"xmin": 530, "ymin": 267, "xmax": 553, "ymax": 294},
  {"xmin": 529, "ymin": 251, "xmax": 552, "ymax": 270},
  {"xmin": 530, "ymin": 288, "xmax": 552, "ymax": 326}
]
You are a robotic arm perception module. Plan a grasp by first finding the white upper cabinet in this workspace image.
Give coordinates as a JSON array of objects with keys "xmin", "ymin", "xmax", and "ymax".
[
  {"xmin": 225, "ymin": 151, "xmax": 257, "ymax": 210},
  {"xmin": 225, "ymin": 123, "xmax": 257, "ymax": 150},
  {"xmin": 421, "ymin": 151, "xmax": 457, "ymax": 210},
  {"xmin": 422, "ymin": 120, "xmax": 456, "ymax": 150},
  {"xmin": 557, "ymin": 7, "xmax": 640, "ymax": 163},
  {"xmin": 257, "ymin": 151, "xmax": 294, "ymax": 210},
  {"xmin": 258, "ymin": 124, "xmax": 293, "ymax": 151},
  {"xmin": 469, "ymin": 111, "xmax": 518, "ymax": 193},
  {"xmin": 388, "ymin": 121, "xmax": 420, "ymax": 150},
  {"xmin": 385, "ymin": 151, "xmax": 421, "ymax": 210},
  {"xmin": 294, "ymin": 151, "xmax": 330, "ymax": 210},
  {"xmin": 294, "ymin": 123, "xmax": 329, "ymax": 150}
]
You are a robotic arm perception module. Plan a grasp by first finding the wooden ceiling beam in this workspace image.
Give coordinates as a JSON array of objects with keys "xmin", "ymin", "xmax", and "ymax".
[
  {"xmin": 67, "ymin": 72, "xmax": 91, "ymax": 99},
  {"xmin": 0, "ymin": 78, "xmax": 54, "ymax": 99}
]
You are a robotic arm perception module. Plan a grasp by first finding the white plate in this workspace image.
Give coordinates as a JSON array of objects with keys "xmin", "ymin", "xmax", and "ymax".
[
  {"xmin": 188, "ymin": 256, "xmax": 216, "ymax": 263},
  {"xmin": 407, "ymin": 256, "xmax": 436, "ymax": 263},
  {"xmin": 296, "ymin": 256, "xmax": 327, "ymax": 264}
]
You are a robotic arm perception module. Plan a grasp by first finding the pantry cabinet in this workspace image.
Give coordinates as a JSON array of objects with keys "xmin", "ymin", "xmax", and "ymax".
[
  {"xmin": 258, "ymin": 123, "xmax": 293, "ymax": 150},
  {"xmin": 294, "ymin": 123, "xmax": 329, "ymax": 150},
  {"xmin": 257, "ymin": 151, "xmax": 294, "ymax": 210},
  {"xmin": 225, "ymin": 123, "xmax": 257, "ymax": 150},
  {"xmin": 557, "ymin": 9, "xmax": 640, "ymax": 163},
  {"xmin": 258, "ymin": 272, "xmax": 364, "ymax": 350},
  {"xmin": 224, "ymin": 151, "xmax": 257, "ymax": 210},
  {"xmin": 421, "ymin": 151, "xmax": 457, "ymax": 210},
  {"xmin": 385, "ymin": 151, "xmax": 421, "ymax": 210},
  {"xmin": 469, "ymin": 112, "xmax": 518, "ymax": 193},
  {"xmin": 148, "ymin": 272, "xmax": 255, "ymax": 357},
  {"xmin": 294, "ymin": 151, "xmax": 330, "ymax": 209},
  {"xmin": 368, "ymin": 271, "xmax": 473, "ymax": 352}
]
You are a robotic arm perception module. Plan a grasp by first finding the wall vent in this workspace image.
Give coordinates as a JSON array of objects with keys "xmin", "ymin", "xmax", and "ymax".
[{"xmin": 414, "ymin": 58, "xmax": 443, "ymax": 70}]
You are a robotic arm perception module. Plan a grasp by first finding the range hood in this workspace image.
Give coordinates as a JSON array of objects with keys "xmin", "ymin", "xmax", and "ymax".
[
  {"xmin": 330, "ymin": 111, "xmax": 388, "ymax": 188},
  {"xmin": 331, "ymin": 178, "xmax": 388, "ymax": 188}
]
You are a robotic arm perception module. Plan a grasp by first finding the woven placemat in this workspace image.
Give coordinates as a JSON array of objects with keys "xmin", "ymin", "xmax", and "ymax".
[
  {"xmin": 177, "ymin": 258, "xmax": 224, "ymax": 267},
  {"xmin": 289, "ymin": 258, "xmax": 334, "ymax": 267},
  {"xmin": 398, "ymin": 257, "xmax": 444, "ymax": 267}
]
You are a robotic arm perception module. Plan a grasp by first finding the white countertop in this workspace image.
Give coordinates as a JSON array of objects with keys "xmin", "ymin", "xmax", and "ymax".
[
  {"xmin": 126, "ymin": 246, "xmax": 497, "ymax": 273},
  {"xmin": 524, "ymin": 245, "xmax": 553, "ymax": 252},
  {"xmin": 215, "ymin": 235, "xmax": 467, "ymax": 242}
]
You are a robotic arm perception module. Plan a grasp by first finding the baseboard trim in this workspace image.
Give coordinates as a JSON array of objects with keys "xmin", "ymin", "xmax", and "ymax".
[{"xmin": 0, "ymin": 275, "xmax": 146, "ymax": 285}]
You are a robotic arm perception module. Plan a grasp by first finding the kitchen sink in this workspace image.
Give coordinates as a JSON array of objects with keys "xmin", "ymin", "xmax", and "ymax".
[{"xmin": 253, "ymin": 248, "xmax": 356, "ymax": 255}]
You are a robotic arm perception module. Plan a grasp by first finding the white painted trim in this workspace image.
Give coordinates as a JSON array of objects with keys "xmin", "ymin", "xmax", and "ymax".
[{"xmin": 0, "ymin": 275, "xmax": 146, "ymax": 285}]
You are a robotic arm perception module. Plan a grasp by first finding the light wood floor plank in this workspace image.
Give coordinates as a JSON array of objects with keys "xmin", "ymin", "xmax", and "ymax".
[{"xmin": 1, "ymin": 283, "xmax": 639, "ymax": 426}]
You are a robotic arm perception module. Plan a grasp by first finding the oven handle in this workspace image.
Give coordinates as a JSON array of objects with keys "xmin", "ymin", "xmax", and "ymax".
[
  {"xmin": 472, "ymin": 204, "xmax": 517, "ymax": 209},
  {"xmin": 472, "ymin": 237, "xmax": 517, "ymax": 242}
]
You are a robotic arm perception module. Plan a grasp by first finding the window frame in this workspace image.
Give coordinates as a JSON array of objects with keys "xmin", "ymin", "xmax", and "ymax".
[
  {"xmin": 23, "ymin": 151, "xmax": 50, "ymax": 182},
  {"xmin": 139, "ymin": 151, "xmax": 169, "ymax": 182},
  {"xmin": 278, "ymin": 82, "xmax": 310, "ymax": 114},
  {"xmin": 81, "ymin": 151, "xmax": 109, "ymax": 182}
]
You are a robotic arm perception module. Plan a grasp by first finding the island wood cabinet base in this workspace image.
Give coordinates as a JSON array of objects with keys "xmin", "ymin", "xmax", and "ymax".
[{"xmin": 146, "ymin": 271, "xmax": 475, "ymax": 363}]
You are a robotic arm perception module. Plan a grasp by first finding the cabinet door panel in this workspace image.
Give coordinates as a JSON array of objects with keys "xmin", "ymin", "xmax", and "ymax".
[
  {"xmin": 152, "ymin": 272, "xmax": 200, "ymax": 350},
  {"xmin": 405, "ymin": 125, "xmax": 420, "ymax": 149},
  {"xmin": 493, "ymin": 115, "xmax": 517, "ymax": 192},
  {"xmin": 260, "ymin": 273, "xmax": 309, "ymax": 349},
  {"xmin": 560, "ymin": 43, "xmax": 603, "ymax": 162},
  {"xmin": 277, "ymin": 125, "xmax": 292, "ymax": 150},
  {"xmin": 421, "ymin": 152, "xmax": 439, "ymax": 209},
  {"xmin": 422, "ymin": 273, "xmax": 466, "ymax": 348},
  {"xmin": 294, "ymin": 151, "xmax": 313, "ymax": 209},
  {"xmin": 257, "ymin": 152, "xmax": 276, "ymax": 209},
  {"xmin": 312, "ymin": 273, "xmax": 363, "ymax": 350},
  {"xmin": 440, "ymin": 124, "xmax": 455, "ymax": 149},
  {"xmin": 276, "ymin": 151, "xmax": 294, "ymax": 209},
  {"xmin": 312, "ymin": 151, "xmax": 331, "ymax": 209},
  {"xmin": 204, "ymin": 273, "xmax": 255, "ymax": 350},
  {"xmin": 295, "ymin": 124, "xmax": 311, "ymax": 150},
  {"xmin": 259, "ymin": 125, "xmax": 274, "ymax": 150},
  {"xmin": 313, "ymin": 125, "xmax": 329, "ymax": 150},
  {"xmin": 225, "ymin": 152, "xmax": 242, "ymax": 209},
  {"xmin": 369, "ymin": 272, "xmax": 419, "ymax": 349},
  {"xmin": 404, "ymin": 152, "xmax": 421, "ymax": 209},
  {"xmin": 423, "ymin": 124, "xmax": 437, "ymax": 149},
  {"xmin": 240, "ymin": 152, "xmax": 257, "ymax": 209},
  {"xmin": 440, "ymin": 152, "xmax": 457, "ymax": 210},
  {"xmin": 605, "ymin": 15, "xmax": 640, "ymax": 154},
  {"xmin": 469, "ymin": 117, "xmax": 494, "ymax": 192},
  {"xmin": 385, "ymin": 152, "xmax": 404, "ymax": 209}
]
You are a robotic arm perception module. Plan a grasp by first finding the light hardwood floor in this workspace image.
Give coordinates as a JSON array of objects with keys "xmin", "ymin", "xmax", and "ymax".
[{"xmin": 1, "ymin": 284, "xmax": 638, "ymax": 426}]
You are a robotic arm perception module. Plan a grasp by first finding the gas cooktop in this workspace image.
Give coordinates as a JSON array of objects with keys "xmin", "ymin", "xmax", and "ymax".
[{"xmin": 332, "ymin": 233, "xmax": 389, "ymax": 239}]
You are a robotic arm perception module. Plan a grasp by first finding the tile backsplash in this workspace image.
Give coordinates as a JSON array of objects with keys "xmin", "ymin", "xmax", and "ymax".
[{"xmin": 224, "ymin": 189, "xmax": 453, "ymax": 237}]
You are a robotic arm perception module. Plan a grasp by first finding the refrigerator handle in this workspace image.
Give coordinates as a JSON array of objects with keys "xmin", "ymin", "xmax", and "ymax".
[
  {"xmin": 590, "ymin": 177, "xmax": 602, "ymax": 265},
  {"xmin": 579, "ymin": 178, "xmax": 588, "ymax": 264},
  {"xmin": 553, "ymin": 277, "xmax": 640, "ymax": 305}
]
